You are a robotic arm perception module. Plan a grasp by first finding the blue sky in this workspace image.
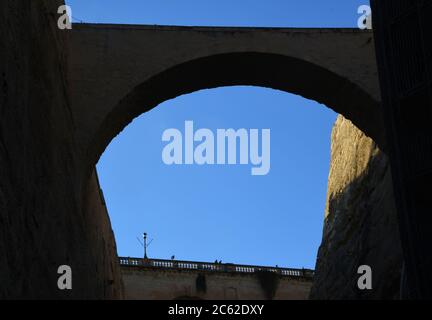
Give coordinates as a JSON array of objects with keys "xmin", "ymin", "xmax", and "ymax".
[{"xmin": 67, "ymin": 0, "xmax": 370, "ymax": 269}]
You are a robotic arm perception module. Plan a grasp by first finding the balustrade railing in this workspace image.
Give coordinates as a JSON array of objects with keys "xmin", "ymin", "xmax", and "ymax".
[{"xmin": 119, "ymin": 257, "xmax": 314, "ymax": 279}]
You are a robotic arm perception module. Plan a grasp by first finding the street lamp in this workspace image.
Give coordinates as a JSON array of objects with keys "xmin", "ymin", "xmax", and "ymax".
[{"xmin": 143, "ymin": 232, "xmax": 148, "ymax": 259}]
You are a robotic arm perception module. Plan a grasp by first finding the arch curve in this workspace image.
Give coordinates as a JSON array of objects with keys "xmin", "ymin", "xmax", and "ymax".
[{"xmin": 87, "ymin": 51, "xmax": 384, "ymax": 176}]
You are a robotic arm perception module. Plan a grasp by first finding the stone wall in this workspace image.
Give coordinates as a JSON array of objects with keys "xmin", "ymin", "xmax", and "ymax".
[
  {"xmin": 0, "ymin": 0, "xmax": 122, "ymax": 298},
  {"xmin": 83, "ymin": 170, "xmax": 124, "ymax": 298},
  {"xmin": 121, "ymin": 267, "xmax": 312, "ymax": 300},
  {"xmin": 310, "ymin": 115, "xmax": 403, "ymax": 299}
]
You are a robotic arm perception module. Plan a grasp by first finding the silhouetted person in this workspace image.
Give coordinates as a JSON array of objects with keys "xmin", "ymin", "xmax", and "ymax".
[{"xmin": 171, "ymin": 255, "xmax": 175, "ymax": 260}]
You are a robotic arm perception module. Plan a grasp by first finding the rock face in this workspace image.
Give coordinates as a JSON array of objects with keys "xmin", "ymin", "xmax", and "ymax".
[
  {"xmin": 0, "ymin": 0, "xmax": 122, "ymax": 298},
  {"xmin": 310, "ymin": 115, "xmax": 403, "ymax": 299}
]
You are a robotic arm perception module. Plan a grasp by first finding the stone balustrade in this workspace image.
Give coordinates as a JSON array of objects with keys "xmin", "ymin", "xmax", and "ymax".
[{"xmin": 119, "ymin": 257, "xmax": 314, "ymax": 279}]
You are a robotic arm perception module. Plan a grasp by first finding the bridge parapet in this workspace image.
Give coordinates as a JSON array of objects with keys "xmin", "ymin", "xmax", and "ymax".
[{"xmin": 119, "ymin": 256, "xmax": 314, "ymax": 279}]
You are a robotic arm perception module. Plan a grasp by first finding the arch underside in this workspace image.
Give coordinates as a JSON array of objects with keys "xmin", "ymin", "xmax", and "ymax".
[{"xmin": 88, "ymin": 52, "xmax": 383, "ymax": 173}]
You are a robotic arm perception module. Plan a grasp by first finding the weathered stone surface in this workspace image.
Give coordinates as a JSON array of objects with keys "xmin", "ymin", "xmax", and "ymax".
[
  {"xmin": 310, "ymin": 115, "xmax": 403, "ymax": 299},
  {"xmin": 83, "ymin": 170, "xmax": 124, "ymax": 298},
  {"xmin": 0, "ymin": 0, "xmax": 122, "ymax": 298},
  {"xmin": 121, "ymin": 267, "xmax": 312, "ymax": 300}
]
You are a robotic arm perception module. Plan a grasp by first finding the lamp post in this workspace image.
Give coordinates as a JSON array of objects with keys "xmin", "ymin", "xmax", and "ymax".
[{"xmin": 143, "ymin": 232, "xmax": 148, "ymax": 259}]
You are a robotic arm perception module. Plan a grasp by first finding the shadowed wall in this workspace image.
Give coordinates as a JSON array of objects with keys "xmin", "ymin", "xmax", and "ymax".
[{"xmin": 0, "ymin": 0, "xmax": 123, "ymax": 299}]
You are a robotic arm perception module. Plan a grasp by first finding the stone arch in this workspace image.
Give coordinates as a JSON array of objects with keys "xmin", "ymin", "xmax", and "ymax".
[{"xmin": 86, "ymin": 51, "xmax": 383, "ymax": 176}]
